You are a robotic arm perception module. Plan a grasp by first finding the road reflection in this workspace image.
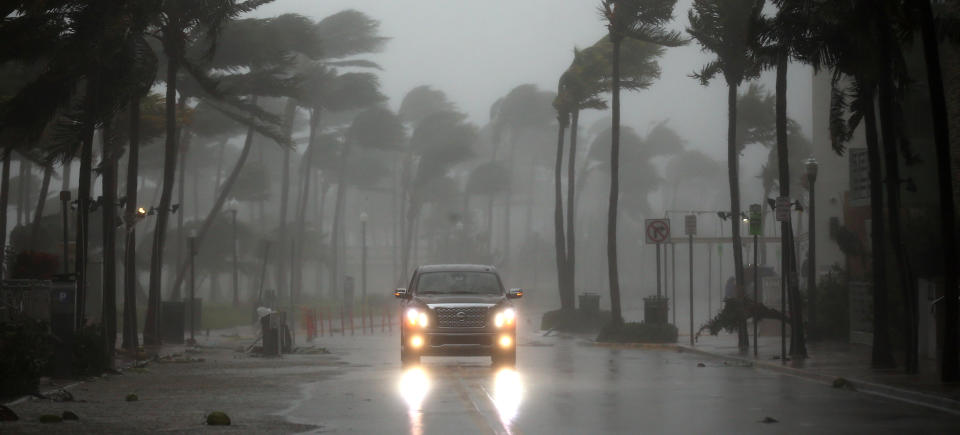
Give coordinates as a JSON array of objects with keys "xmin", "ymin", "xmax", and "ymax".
[
  {"xmin": 399, "ymin": 366, "xmax": 430, "ymax": 435},
  {"xmin": 490, "ymin": 367, "xmax": 524, "ymax": 428}
]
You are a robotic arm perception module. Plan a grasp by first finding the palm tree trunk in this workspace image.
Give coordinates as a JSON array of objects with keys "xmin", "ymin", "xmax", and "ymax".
[
  {"xmin": 776, "ymin": 55, "xmax": 805, "ymax": 357},
  {"xmin": 76, "ymin": 124, "xmax": 94, "ymax": 329},
  {"xmin": 145, "ymin": 55, "xmax": 181, "ymax": 344},
  {"xmin": 566, "ymin": 109, "xmax": 579, "ymax": 307},
  {"xmin": 122, "ymin": 95, "xmax": 141, "ymax": 351},
  {"xmin": 295, "ymin": 108, "xmax": 320, "ymax": 305},
  {"xmin": 276, "ymin": 99, "xmax": 296, "ymax": 305},
  {"xmin": 330, "ymin": 145, "xmax": 351, "ymax": 302},
  {"xmin": 861, "ymin": 85, "xmax": 896, "ymax": 368},
  {"xmin": 607, "ymin": 37, "xmax": 624, "ymax": 326},
  {"xmin": 0, "ymin": 156, "xmax": 10, "ymax": 280},
  {"xmin": 553, "ymin": 110, "xmax": 570, "ymax": 311},
  {"xmin": 169, "ymin": 99, "xmax": 260, "ymax": 297},
  {"xmin": 29, "ymin": 164, "xmax": 53, "ymax": 246},
  {"xmin": 101, "ymin": 117, "xmax": 119, "ymax": 363},
  {"xmin": 876, "ymin": 23, "xmax": 916, "ymax": 372},
  {"xmin": 172, "ymin": 121, "xmax": 189, "ymax": 302},
  {"xmin": 728, "ymin": 82, "xmax": 748, "ymax": 351},
  {"xmin": 910, "ymin": 0, "xmax": 958, "ymax": 382}
]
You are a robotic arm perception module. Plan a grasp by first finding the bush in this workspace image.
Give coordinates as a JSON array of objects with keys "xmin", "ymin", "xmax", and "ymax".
[
  {"xmin": 8, "ymin": 250, "xmax": 59, "ymax": 280},
  {"xmin": 596, "ymin": 322, "xmax": 678, "ymax": 344},
  {"xmin": 541, "ymin": 308, "xmax": 611, "ymax": 333},
  {"xmin": 808, "ymin": 265, "xmax": 849, "ymax": 341},
  {"xmin": 0, "ymin": 317, "xmax": 55, "ymax": 398},
  {"xmin": 696, "ymin": 297, "xmax": 788, "ymax": 341}
]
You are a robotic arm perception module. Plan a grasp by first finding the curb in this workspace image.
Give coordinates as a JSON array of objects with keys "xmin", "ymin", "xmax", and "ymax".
[{"xmin": 675, "ymin": 344, "xmax": 960, "ymax": 416}]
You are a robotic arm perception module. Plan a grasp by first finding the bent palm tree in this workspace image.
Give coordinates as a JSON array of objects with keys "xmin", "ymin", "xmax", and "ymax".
[{"xmin": 600, "ymin": 0, "xmax": 685, "ymax": 326}]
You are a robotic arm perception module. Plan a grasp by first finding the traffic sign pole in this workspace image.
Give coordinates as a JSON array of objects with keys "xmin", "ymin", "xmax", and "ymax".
[
  {"xmin": 749, "ymin": 204, "xmax": 761, "ymax": 357},
  {"xmin": 685, "ymin": 215, "xmax": 697, "ymax": 346}
]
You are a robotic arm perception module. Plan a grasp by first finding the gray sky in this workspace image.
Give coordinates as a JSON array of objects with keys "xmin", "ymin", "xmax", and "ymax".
[{"xmin": 250, "ymin": 0, "xmax": 814, "ymax": 164}]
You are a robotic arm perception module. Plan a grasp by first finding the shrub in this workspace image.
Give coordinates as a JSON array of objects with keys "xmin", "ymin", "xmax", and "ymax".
[
  {"xmin": 72, "ymin": 324, "xmax": 107, "ymax": 376},
  {"xmin": 596, "ymin": 322, "xmax": 678, "ymax": 343},
  {"xmin": 808, "ymin": 265, "xmax": 849, "ymax": 341},
  {"xmin": 8, "ymin": 250, "xmax": 59, "ymax": 280},
  {"xmin": 0, "ymin": 317, "xmax": 55, "ymax": 398}
]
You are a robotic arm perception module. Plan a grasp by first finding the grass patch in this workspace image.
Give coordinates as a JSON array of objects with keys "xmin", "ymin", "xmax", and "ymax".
[
  {"xmin": 540, "ymin": 309, "xmax": 611, "ymax": 333},
  {"xmin": 596, "ymin": 322, "xmax": 678, "ymax": 344}
]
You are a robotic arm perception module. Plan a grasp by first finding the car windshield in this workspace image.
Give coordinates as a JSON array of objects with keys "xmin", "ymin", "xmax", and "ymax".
[{"xmin": 417, "ymin": 271, "xmax": 502, "ymax": 295}]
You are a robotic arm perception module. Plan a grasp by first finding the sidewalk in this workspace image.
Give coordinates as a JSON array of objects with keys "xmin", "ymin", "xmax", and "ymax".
[
  {"xmin": 680, "ymin": 332, "xmax": 960, "ymax": 414},
  {"xmin": 1, "ymin": 325, "xmax": 336, "ymax": 433}
]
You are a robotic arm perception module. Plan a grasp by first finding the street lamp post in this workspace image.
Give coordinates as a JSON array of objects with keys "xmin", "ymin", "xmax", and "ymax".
[
  {"xmin": 60, "ymin": 190, "xmax": 71, "ymax": 275},
  {"xmin": 229, "ymin": 201, "xmax": 239, "ymax": 307},
  {"xmin": 360, "ymin": 212, "xmax": 368, "ymax": 303},
  {"xmin": 805, "ymin": 158, "xmax": 819, "ymax": 333},
  {"xmin": 188, "ymin": 231, "xmax": 197, "ymax": 344}
]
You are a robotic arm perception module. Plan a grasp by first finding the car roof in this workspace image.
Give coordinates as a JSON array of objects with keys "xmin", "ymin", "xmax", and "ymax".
[{"xmin": 416, "ymin": 264, "xmax": 497, "ymax": 273}]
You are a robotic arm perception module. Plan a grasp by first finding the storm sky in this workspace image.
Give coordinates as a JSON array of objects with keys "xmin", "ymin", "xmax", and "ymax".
[{"xmin": 250, "ymin": 0, "xmax": 814, "ymax": 164}]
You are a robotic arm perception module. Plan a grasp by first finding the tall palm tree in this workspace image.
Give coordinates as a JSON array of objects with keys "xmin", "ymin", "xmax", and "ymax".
[
  {"xmin": 804, "ymin": 0, "xmax": 896, "ymax": 368},
  {"xmin": 905, "ymin": 0, "xmax": 958, "ymax": 383},
  {"xmin": 688, "ymin": 0, "xmax": 764, "ymax": 350},
  {"xmin": 551, "ymin": 91, "xmax": 572, "ymax": 311},
  {"xmin": 600, "ymin": 0, "xmax": 685, "ymax": 326},
  {"xmin": 144, "ymin": 0, "xmax": 275, "ymax": 345}
]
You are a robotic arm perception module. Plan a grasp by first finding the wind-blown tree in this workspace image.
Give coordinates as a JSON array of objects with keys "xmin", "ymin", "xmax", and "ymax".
[
  {"xmin": 489, "ymin": 84, "xmax": 556, "ymax": 271},
  {"xmin": 802, "ymin": 0, "xmax": 896, "ymax": 367},
  {"xmin": 166, "ymin": 14, "xmax": 330, "ymax": 302},
  {"xmin": 144, "ymin": 0, "xmax": 277, "ymax": 345},
  {"xmin": 465, "ymin": 160, "xmax": 511, "ymax": 250},
  {"xmin": 401, "ymin": 111, "xmax": 477, "ymax": 276},
  {"xmin": 687, "ymin": 0, "xmax": 764, "ymax": 350},
  {"xmin": 905, "ymin": 0, "xmax": 959, "ymax": 382},
  {"xmin": 552, "ymin": 36, "xmax": 664, "ymax": 314},
  {"xmin": 600, "ymin": 0, "xmax": 685, "ymax": 326},
  {"xmin": 329, "ymin": 106, "xmax": 404, "ymax": 302}
]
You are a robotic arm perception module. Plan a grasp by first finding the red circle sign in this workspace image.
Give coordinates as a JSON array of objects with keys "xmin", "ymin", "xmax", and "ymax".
[{"xmin": 646, "ymin": 220, "xmax": 670, "ymax": 243}]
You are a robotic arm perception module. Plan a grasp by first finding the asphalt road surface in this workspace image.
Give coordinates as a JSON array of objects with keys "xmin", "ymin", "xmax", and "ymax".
[{"xmin": 283, "ymin": 325, "xmax": 960, "ymax": 434}]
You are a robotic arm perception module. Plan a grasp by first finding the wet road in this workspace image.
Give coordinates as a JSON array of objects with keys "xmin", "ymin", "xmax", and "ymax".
[{"xmin": 284, "ymin": 327, "xmax": 960, "ymax": 434}]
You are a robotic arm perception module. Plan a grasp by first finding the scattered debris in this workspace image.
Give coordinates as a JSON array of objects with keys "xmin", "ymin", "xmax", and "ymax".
[
  {"xmin": 697, "ymin": 362, "xmax": 706, "ymax": 368},
  {"xmin": 759, "ymin": 416, "xmax": 779, "ymax": 424},
  {"xmin": 61, "ymin": 411, "xmax": 79, "ymax": 421},
  {"xmin": 541, "ymin": 328, "xmax": 556, "ymax": 337},
  {"xmin": 206, "ymin": 411, "xmax": 231, "ymax": 426},
  {"xmin": 41, "ymin": 388, "xmax": 74, "ymax": 402},
  {"xmin": 0, "ymin": 405, "xmax": 19, "ymax": 421},
  {"xmin": 37, "ymin": 414, "xmax": 62, "ymax": 423},
  {"xmin": 295, "ymin": 346, "xmax": 331, "ymax": 355},
  {"xmin": 125, "ymin": 393, "xmax": 139, "ymax": 402},
  {"xmin": 832, "ymin": 377, "xmax": 856, "ymax": 391}
]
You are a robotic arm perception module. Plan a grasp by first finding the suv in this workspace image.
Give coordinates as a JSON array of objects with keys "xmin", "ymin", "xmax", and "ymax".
[{"xmin": 394, "ymin": 264, "xmax": 523, "ymax": 367}]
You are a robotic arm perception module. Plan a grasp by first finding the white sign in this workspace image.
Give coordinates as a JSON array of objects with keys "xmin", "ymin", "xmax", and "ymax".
[
  {"xmin": 645, "ymin": 219, "xmax": 670, "ymax": 244},
  {"xmin": 684, "ymin": 214, "xmax": 697, "ymax": 236}
]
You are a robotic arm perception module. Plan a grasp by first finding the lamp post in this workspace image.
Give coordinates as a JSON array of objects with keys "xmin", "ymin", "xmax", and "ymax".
[
  {"xmin": 187, "ymin": 231, "xmax": 197, "ymax": 344},
  {"xmin": 360, "ymin": 212, "xmax": 368, "ymax": 303},
  {"xmin": 60, "ymin": 190, "xmax": 71, "ymax": 275},
  {"xmin": 229, "ymin": 200, "xmax": 239, "ymax": 307},
  {"xmin": 805, "ymin": 157, "xmax": 819, "ymax": 333}
]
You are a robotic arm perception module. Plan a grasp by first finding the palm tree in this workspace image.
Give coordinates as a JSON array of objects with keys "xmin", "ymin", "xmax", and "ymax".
[
  {"xmin": 688, "ymin": 0, "xmax": 764, "ymax": 350},
  {"xmin": 144, "ymin": 0, "xmax": 276, "ymax": 345},
  {"xmin": 551, "ymin": 92, "xmax": 572, "ymax": 311},
  {"xmin": 804, "ymin": 0, "xmax": 896, "ymax": 368},
  {"xmin": 600, "ymin": 0, "xmax": 685, "ymax": 326},
  {"xmin": 905, "ymin": 0, "xmax": 958, "ymax": 383}
]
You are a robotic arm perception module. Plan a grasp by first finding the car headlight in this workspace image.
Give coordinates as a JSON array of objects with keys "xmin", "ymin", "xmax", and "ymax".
[
  {"xmin": 494, "ymin": 308, "xmax": 516, "ymax": 328},
  {"xmin": 407, "ymin": 308, "xmax": 428, "ymax": 327}
]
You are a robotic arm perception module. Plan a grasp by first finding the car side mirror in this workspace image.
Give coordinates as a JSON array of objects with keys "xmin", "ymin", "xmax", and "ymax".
[
  {"xmin": 394, "ymin": 288, "xmax": 407, "ymax": 299},
  {"xmin": 507, "ymin": 288, "xmax": 524, "ymax": 299}
]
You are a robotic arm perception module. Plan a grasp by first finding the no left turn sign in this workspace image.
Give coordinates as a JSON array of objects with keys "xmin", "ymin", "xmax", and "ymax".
[{"xmin": 645, "ymin": 219, "xmax": 670, "ymax": 244}]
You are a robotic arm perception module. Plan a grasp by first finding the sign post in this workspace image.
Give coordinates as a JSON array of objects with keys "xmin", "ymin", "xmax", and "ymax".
[
  {"xmin": 775, "ymin": 197, "xmax": 789, "ymax": 363},
  {"xmin": 685, "ymin": 215, "xmax": 696, "ymax": 346},
  {"xmin": 749, "ymin": 204, "xmax": 762, "ymax": 357},
  {"xmin": 645, "ymin": 219, "xmax": 670, "ymax": 299}
]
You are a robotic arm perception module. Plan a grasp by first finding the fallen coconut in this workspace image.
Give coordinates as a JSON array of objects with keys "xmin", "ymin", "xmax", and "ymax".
[
  {"xmin": 38, "ymin": 414, "xmax": 62, "ymax": 423},
  {"xmin": 206, "ymin": 411, "xmax": 231, "ymax": 426},
  {"xmin": 125, "ymin": 393, "xmax": 139, "ymax": 402},
  {"xmin": 61, "ymin": 411, "xmax": 79, "ymax": 421}
]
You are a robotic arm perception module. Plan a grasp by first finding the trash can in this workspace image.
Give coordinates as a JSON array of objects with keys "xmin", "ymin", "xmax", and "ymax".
[
  {"xmin": 578, "ymin": 293, "xmax": 601, "ymax": 315},
  {"xmin": 160, "ymin": 301, "xmax": 185, "ymax": 344},
  {"xmin": 49, "ymin": 280, "xmax": 76, "ymax": 378},
  {"xmin": 644, "ymin": 296, "xmax": 669, "ymax": 325},
  {"xmin": 261, "ymin": 311, "xmax": 289, "ymax": 356}
]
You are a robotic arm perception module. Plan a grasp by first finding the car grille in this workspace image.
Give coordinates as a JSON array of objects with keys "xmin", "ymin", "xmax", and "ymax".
[{"xmin": 435, "ymin": 306, "xmax": 488, "ymax": 328}]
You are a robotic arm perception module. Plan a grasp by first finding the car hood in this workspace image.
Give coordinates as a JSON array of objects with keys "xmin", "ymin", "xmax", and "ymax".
[{"xmin": 413, "ymin": 294, "xmax": 505, "ymax": 308}]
